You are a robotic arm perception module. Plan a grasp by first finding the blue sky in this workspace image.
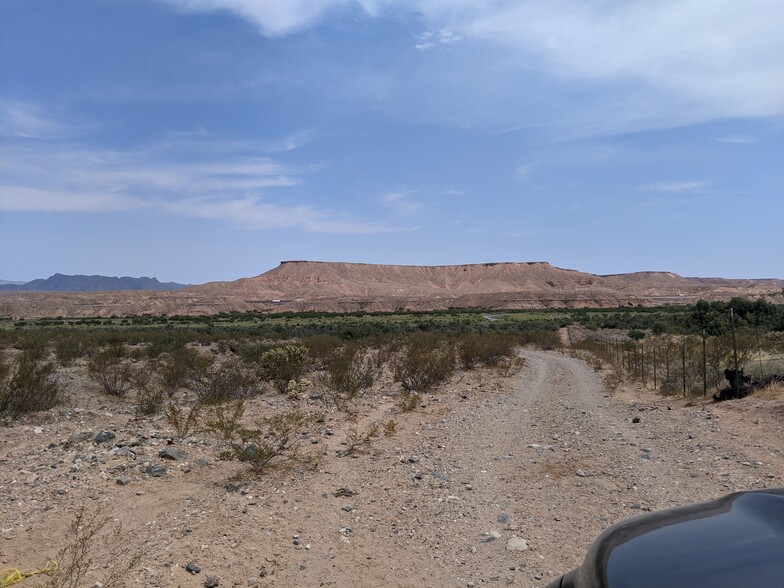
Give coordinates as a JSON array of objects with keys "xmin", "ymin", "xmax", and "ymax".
[{"xmin": 1, "ymin": 0, "xmax": 782, "ymax": 284}]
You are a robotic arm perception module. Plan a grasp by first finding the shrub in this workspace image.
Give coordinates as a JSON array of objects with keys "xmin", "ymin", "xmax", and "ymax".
[
  {"xmin": 53, "ymin": 335, "xmax": 89, "ymax": 367},
  {"xmin": 0, "ymin": 350, "xmax": 61, "ymax": 417},
  {"xmin": 45, "ymin": 506, "xmax": 144, "ymax": 588},
  {"xmin": 87, "ymin": 344, "xmax": 133, "ymax": 397},
  {"xmin": 323, "ymin": 343, "xmax": 377, "ymax": 401},
  {"xmin": 166, "ymin": 400, "xmax": 204, "ymax": 439},
  {"xmin": 392, "ymin": 333, "xmax": 455, "ymax": 393},
  {"xmin": 301, "ymin": 335, "xmax": 344, "ymax": 367},
  {"xmin": 157, "ymin": 347, "xmax": 214, "ymax": 396},
  {"xmin": 517, "ymin": 330, "xmax": 562, "ymax": 350},
  {"xmin": 258, "ymin": 345, "xmax": 310, "ymax": 393},
  {"xmin": 457, "ymin": 333, "xmax": 516, "ymax": 369},
  {"xmin": 342, "ymin": 424, "xmax": 379, "ymax": 456},
  {"xmin": 205, "ymin": 401, "xmax": 314, "ymax": 472},
  {"xmin": 189, "ymin": 357, "xmax": 259, "ymax": 404},
  {"xmin": 132, "ymin": 369, "xmax": 166, "ymax": 416}
]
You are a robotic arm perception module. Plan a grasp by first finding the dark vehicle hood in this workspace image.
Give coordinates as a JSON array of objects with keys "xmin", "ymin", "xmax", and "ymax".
[{"xmin": 557, "ymin": 487, "xmax": 784, "ymax": 588}]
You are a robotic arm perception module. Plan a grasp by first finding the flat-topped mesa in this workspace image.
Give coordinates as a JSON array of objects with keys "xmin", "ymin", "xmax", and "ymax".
[{"xmin": 2, "ymin": 260, "xmax": 782, "ymax": 318}]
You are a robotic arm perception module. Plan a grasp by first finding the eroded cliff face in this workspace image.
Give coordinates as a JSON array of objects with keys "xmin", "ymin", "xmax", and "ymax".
[{"xmin": 2, "ymin": 261, "xmax": 783, "ymax": 318}]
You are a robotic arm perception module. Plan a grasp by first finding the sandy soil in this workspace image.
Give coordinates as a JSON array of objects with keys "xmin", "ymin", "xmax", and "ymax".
[{"xmin": 2, "ymin": 349, "xmax": 782, "ymax": 587}]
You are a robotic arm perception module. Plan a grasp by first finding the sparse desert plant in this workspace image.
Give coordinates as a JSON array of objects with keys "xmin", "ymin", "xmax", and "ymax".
[
  {"xmin": 190, "ymin": 357, "xmax": 259, "ymax": 404},
  {"xmin": 323, "ymin": 342, "xmax": 377, "ymax": 399},
  {"xmin": 343, "ymin": 423, "xmax": 379, "ymax": 456},
  {"xmin": 285, "ymin": 377, "xmax": 311, "ymax": 400},
  {"xmin": 157, "ymin": 346, "xmax": 214, "ymax": 396},
  {"xmin": 131, "ymin": 369, "xmax": 166, "ymax": 416},
  {"xmin": 0, "ymin": 349, "xmax": 61, "ymax": 417},
  {"xmin": 53, "ymin": 335, "xmax": 89, "ymax": 367},
  {"xmin": 753, "ymin": 380, "xmax": 784, "ymax": 400},
  {"xmin": 383, "ymin": 419, "xmax": 397, "ymax": 436},
  {"xmin": 45, "ymin": 506, "xmax": 145, "ymax": 588},
  {"xmin": 205, "ymin": 402, "xmax": 314, "ymax": 473},
  {"xmin": 517, "ymin": 330, "xmax": 563, "ymax": 350},
  {"xmin": 166, "ymin": 400, "xmax": 204, "ymax": 439},
  {"xmin": 392, "ymin": 333, "xmax": 455, "ymax": 393},
  {"xmin": 457, "ymin": 332, "xmax": 516, "ymax": 369},
  {"xmin": 87, "ymin": 344, "xmax": 133, "ymax": 397},
  {"xmin": 301, "ymin": 335, "xmax": 344, "ymax": 367},
  {"xmin": 396, "ymin": 390, "xmax": 420, "ymax": 412},
  {"xmin": 258, "ymin": 345, "xmax": 310, "ymax": 393}
]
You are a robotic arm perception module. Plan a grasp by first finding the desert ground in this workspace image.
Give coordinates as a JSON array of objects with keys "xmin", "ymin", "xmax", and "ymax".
[{"xmin": 2, "ymin": 347, "xmax": 782, "ymax": 587}]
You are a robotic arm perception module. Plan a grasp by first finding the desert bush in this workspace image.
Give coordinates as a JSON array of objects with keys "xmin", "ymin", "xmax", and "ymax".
[
  {"xmin": 301, "ymin": 335, "xmax": 344, "ymax": 367},
  {"xmin": 383, "ymin": 419, "xmax": 397, "ymax": 436},
  {"xmin": 45, "ymin": 506, "xmax": 144, "ymax": 588},
  {"xmin": 457, "ymin": 332, "xmax": 516, "ymax": 369},
  {"xmin": 392, "ymin": 333, "xmax": 455, "ymax": 393},
  {"xmin": 258, "ymin": 345, "xmax": 310, "ymax": 393},
  {"xmin": 157, "ymin": 346, "xmax": 214, "ymax": 396},
  {"xmin": 87, "ymin": 344, "xmax": 133, "ymax": 397},
  {"xmin": 190, "ymin": 357, "xmax": 259, "ymax": 404},
  {"xmin": 0, "ymin": 350, "xmax": 61, "ymax": 417},
  {"xmin": 166, "ymin": 400, "xmax": 204, "ymax": 439},
  {"xmin": 52, "ymin": 335, "xmax": 89, "ymax": 367},
  {"xmin": 517, "ymin": 330, "xmax": 562, "ymax": 350},
  {"xmin": 131, "ymin": 369, "xmax": 166, "ymax": 416},
  {"xmin": 342, "ymin": 424, "xmax": 379, "ymax": 456},
  {"xmin": 396, "ymin": 390, "xmax": 420, "ymax": 412},
  {"xmin": 205, "ymin": 401, "xmax": 314, "ymax": 472},
  {"xmin": 323, "ymin": 343, "xmax": 377, "ymax": 400}
]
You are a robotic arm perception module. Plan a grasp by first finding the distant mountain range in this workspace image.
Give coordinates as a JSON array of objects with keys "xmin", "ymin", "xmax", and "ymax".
[
  {"xmin": 0, "ymin": 273, "xmax": 187, "ymax": 292},
  {"xmin": 0, "ymin": 261, "xmax": 782, "ymax": 319}
]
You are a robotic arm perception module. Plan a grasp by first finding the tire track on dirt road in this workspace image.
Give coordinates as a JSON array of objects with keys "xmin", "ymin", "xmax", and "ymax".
[{"xmin": 423, "ymin": 349, "xmax": 782, "ymax": 587}]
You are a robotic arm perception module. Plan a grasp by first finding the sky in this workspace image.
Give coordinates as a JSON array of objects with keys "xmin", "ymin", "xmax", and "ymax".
[{"xmin": 1, "ymin": 0, "xmax": 783, "ymax": 284}]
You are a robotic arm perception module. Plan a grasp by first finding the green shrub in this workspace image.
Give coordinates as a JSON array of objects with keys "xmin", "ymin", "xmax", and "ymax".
[
  {"xmin": 324, "ymin": 343, "xmax": 377, "ymax": 400},
  {"xmin": 190, "ymin": 357, "xmax": 259, "ymax": 404},
  {"xmin": 132, "ymin": 369, "xmax": 166, "ymax": 416},
  {"xmin": 157, "ymin": 347, "xmax": 214, "ymax": 396},
  {"xmin": 87, "ymin": 344, "xmax": 133, "ymax": 397},
  {"xmin": 166, "ymin": 400, "xmax": 204, "ymax": 439},
  {"xmin": 0, "ymin": 350, "xmax": 61, "ymax": 416},
  {"xmin": 258, "ymin": 345, "xmax": 310, "ymax": 393},
  {"xmin": 392, "ymin": 333, "xmax": 455, "ymax": 393},
  {"xmin": 205, "ymin": 401, "xmax": 314, "ymax": 472},
  {"xmin": 457, "ymin": 332, "xmax": 516, "ymax": 369}
]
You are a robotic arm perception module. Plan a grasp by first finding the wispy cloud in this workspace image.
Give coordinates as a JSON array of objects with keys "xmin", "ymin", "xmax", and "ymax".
[
  {"xmin": 155, "ymin": 0, "xmax": 784, "ymax": 135},
  {"xmin": 380, "ymin": 191, "xmax": 424, "ymax": 215},
  {"xmin": 0, "ymin": 100, "xmax": 72, "ymax": 139},
  {"xmin": 0, "ymin": 137, "xmax": 398, "ymax": 234},
  {"xmin": 637, "ymin": 181, "xmax": 706, "ymax": 193},
  {"xmin": 415, "ymin": 28, "xmax": 463, "ymax": 51},
  {"xmin": 155, "ymin": 0, "xmax": 356, "ymax": 36},
  {"xmin": 716, "ymin": 135, "xmax": 756, "ymax": 144}
]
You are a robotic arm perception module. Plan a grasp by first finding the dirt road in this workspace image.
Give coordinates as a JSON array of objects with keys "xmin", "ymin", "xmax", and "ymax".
[{"xmin": 3, "ymin": 350, "xmax": 782, "ymax": 587}]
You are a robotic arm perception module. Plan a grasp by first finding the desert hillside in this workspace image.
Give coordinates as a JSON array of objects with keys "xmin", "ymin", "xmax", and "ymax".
[{"xmin": 1, "ymin": 261, "xmax": 782, "ymax": 318}]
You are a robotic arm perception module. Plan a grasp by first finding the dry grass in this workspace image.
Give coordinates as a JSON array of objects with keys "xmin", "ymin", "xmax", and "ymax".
[{"xmin": 754, "ymin": 380, "xmax": 784, "ymax": 400}]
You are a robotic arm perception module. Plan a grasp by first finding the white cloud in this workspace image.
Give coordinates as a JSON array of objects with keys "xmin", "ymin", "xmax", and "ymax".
[
  {"xmin": 716, "ymin": 136, "xmax": 756, "ymax": 144},
  {"xmin": 380, "ymin": 191, "xmax": 424, "ymax": 215},
  {"xmin": 156, "ymin": 0, "xmax": 354, "ymax": 36},
  {"xmin": 0, "ymin": 138, "xmax": 398, "ymax": 234},
  {"xmin": 155, "ymin": 1, "xmax": 784, "ymax": 133},
  {"xmin": 638, "ymin": 181, "xmax": 706, "ymax": 193},
  {"xmin": 415, "ymin": 28, "xmax": 463, "ymax": 51},
  {"xmin": 0, "ymin": 186, "xmax": 142, "ymax": 212},
  {"xmin": 0, "ymin": 100, "xmax": 70, "ymax": 139}
]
